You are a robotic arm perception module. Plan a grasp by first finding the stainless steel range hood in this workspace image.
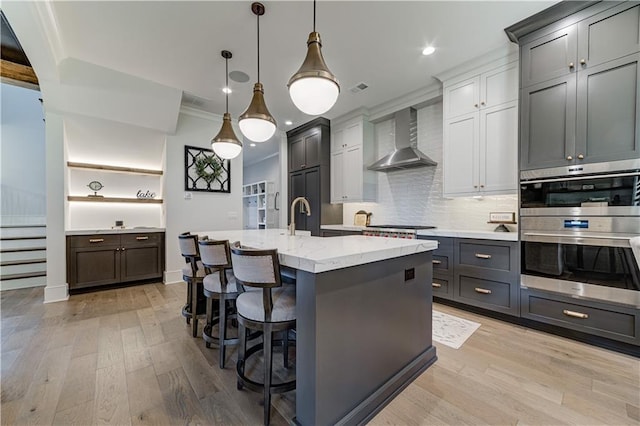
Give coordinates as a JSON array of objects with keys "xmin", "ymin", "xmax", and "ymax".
[{"xmin": 368, "ymin": 107, "xmax": 437, "ymax": 172}]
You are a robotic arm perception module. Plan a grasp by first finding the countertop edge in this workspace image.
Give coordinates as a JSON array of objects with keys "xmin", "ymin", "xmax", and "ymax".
[{"xmin": 320, "ymin": 225, "xmax": 519, "ymax": 241}]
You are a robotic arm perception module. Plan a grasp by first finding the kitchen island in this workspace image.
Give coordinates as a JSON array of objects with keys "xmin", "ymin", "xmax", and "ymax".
[{"xmin": 197, "ymin": 229, "xmax": 438, "ymax": 425}]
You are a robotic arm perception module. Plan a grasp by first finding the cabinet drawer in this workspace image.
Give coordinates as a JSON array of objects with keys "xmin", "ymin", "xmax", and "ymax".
[
  {"xmin": 522, "ymin": 292, "xmax": 639, "ymax": 344},
  {"xmin": 432, "ymin": 255, "xmax": 451, "ymax": 273},
  {"xmin": 68, "ymin": 234, "xmax": 120, "ymax": 248},
  {"xmin": 457, "ymin": 275, "xmax": 512, "ymax": 309},
  {"xmin": 458, "ymin": 242, "xmax": 512, "ymax": 271},
  {"xmin": 121, "ymin": 233, "xmax": 163, "ymax": 245},
  {"xmin": 432, "ymin": 277, "xmax": 453, "ymax": 300}
]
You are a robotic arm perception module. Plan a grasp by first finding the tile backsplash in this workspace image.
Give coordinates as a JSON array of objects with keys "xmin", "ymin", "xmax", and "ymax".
[{"xmin": 343, "ymin": 101, "xmax": 518, "ymax": 231}]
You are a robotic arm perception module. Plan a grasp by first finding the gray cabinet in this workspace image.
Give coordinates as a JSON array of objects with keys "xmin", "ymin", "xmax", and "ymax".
[
  {"xmin": 320, "ymin": 229, "xmax": 363, "ymax": 237},
  {"xmin": 418, "ymin": 236, "xmax": 518, "ymax": 312},
  {"xmin": 289, "ymin": 128, "xmax": 321, "ymax": 172},
  {"xmin": 518, "ymin": 1, "xmax": 640, "ymax": 171},
  {"xmin": 454, "ymin": 239, "xmax": 520, "ymax": 316},
  {"xmin": 67, "ymin": 232, "xmax": 165, "ymax": 291},
  {"xmin": 287, "ymin": 118, "xmax": 342, "ymax": 236},
  {"xmin": 429, "ymin": 236, "xmax": 454, "ymax": 300},
  {"xmin": 521, "ymin": 288, "xmax": 640, "ymax": 345}
]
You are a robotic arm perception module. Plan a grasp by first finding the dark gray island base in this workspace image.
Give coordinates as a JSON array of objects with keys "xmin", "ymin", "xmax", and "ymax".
[{"xmin": 295, "ymin": 251, "xmax": 436, "ymax": 425}]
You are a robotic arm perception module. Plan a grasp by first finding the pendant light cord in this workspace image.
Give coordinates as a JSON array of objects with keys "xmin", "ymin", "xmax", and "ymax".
[
  {"xmin": 256, "ymin": 13, "xmax": 261, "ymax": 83},
  {"xmin": 313, "ymin": 0, "xmax": 316, "ymax": 32},
  {"xmin": 225, "ymin": 56, "xmax": 229, "ymax": 113}
]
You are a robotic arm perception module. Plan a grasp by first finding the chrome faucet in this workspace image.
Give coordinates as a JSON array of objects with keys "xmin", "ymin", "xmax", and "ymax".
[{"xmin": 289, "ymin": 197, "xmax": 311, "ymax": 236}]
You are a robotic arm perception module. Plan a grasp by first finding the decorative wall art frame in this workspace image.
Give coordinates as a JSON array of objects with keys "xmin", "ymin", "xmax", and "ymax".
[{"xmin": 184, "ymin": 145, "xmax": 231, "ymax": 193}]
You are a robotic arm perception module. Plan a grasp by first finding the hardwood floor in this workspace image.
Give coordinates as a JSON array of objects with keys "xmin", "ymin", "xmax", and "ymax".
[{"xmin": 1, "ymin": 283, "xmax": 638, "ymax": 425}]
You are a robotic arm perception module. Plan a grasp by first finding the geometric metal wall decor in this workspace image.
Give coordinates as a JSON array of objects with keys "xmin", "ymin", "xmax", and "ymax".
[{"xmin": 184, "ymin": 145, "xmax": 231, "ymax": 193}]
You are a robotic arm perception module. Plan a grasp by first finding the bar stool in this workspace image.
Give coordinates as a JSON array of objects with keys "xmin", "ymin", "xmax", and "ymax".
[
  {"xmin": 178, "ymin": 232, "xmax": 207, "ymax": 337},
  {"xmin": 231, "ymin": 246, "xmax": 296, "ymax": 426},
  {"xmin": 198, "ymin": 239, "xmax": 242, "ymax": 368}
]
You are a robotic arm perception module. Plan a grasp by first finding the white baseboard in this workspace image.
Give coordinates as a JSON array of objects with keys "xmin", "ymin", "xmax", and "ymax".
[
  {"xmin": 164, "ymin": 270, "xmax": 184, "ymax": 285},
  {"xmin": 44, "ymin": 282, "xmax": 69, "ymax": 303}
]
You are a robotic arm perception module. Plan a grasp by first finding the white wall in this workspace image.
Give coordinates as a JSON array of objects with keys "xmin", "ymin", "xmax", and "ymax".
[
  {"xmin": 0, "ymin": 83, "xmax": 46, "ymax": 225},
  {"xmin": 343, "ymin": 101, "xmax": 518, "ymax": 230},
  {"xmin": 64, "ymin": 115, "xmax": 166, "ymax": 230},
  {"xmin": 164, "ymin": 109, "xmax": 243, "ymax": 283}
]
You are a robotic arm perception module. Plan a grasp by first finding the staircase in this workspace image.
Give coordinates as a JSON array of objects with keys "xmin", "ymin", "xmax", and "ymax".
[{"xmin": 0, "ymin": 225, "xmax": 46, "ymax": 290}]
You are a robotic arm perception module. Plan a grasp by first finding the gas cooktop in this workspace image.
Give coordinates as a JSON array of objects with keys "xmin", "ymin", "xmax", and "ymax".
[{"xmin": 368, "ymin": 225, "xmax": 437, "ymax": 230}]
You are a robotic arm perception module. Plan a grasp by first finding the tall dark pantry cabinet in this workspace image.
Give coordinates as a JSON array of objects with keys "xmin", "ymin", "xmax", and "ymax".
[{"xmin": 287, "ymin": 118, "xmax": 342, "ymax": 236}]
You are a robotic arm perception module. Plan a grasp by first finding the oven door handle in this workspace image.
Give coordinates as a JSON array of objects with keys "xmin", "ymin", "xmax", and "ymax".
[
  {"xmin": 520, "ymin": 171, "xmax": 640, "ymax": 184},
  {"xmin": 522, "ymin": 232, "xmax": 632, "ymax": 248}
]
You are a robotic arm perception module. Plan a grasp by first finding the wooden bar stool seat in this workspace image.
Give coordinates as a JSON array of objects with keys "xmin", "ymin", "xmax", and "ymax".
[
  {"xmin": 231, "ymin": 246, "xmax": 296, "ymax": 426},
  {"xmin": 178, "ymin": 232, "xmax": 207, "ymax": 337},
  {"xmin": 199, "ymin": 239, "xmax": 244, "ymax": 368}
]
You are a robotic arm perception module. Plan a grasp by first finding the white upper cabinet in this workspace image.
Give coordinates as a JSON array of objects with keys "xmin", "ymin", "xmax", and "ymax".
[
  {"xmin": 442, "ymin": 58, "xmax": 519, "ymax": 197},
  {"xmin": 330, "ymin": 115, "xmax": 376, "ymax": 203}
]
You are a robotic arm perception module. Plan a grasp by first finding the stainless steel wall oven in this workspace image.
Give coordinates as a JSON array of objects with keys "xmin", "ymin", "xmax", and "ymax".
[{"xmin": 520, "ymin": 161, "xmax": 640, "ymax": 305}]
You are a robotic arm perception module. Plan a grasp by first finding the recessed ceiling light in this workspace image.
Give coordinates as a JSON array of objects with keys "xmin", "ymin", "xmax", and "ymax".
[
  {"xmin": 285, "ymin": 120, "xmax": 293, "ymax": 126},
  {"xmin": 222, "ymin": 87, "xmax": 232, "ymax": 94},
  {"xmin": 250, "ymin": 143, "xmax": 256, "ymax": 147},
  {"xmin": 422, "ymin": 46, "xmax": 436, "ymax": 56}
]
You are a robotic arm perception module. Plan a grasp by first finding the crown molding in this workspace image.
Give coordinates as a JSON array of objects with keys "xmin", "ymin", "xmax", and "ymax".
[
  {"xmin": 368, "ymin": 84, "xmax": 442, "ymax": 123},
  {"xmin": 434, "ymin": 47, "xmax": 518, "ymax": 85},
  {"xmin": 179, "ymin": 105, "xmax": 223, "ymax": 122}
]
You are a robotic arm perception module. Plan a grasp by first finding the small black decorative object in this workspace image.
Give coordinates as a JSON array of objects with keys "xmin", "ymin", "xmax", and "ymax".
[
  {"xmin": 184, "ymin": 145, "xmax": 230, "ymax": 193},
  {"xmin": 87, "ymin": 180, "xmax": 104, "ymax": 197}
]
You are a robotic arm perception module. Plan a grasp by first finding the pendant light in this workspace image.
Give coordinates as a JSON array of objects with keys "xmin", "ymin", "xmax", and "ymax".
[
  {"xmin": 288, "ymin": 0, "xmax": 339, "ymax": 116},
  {"xmin": 211, "ymin": 50, "xmax": 243, "ymax": 159},
  {"xmin": 239, "ymin": 2, "xmax": 277, "ymax": 143}
]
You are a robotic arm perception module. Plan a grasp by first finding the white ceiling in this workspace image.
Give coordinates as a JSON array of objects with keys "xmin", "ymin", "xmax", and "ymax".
[{"xmin": 10, "ymin": 1, "xmax": 557, "ymax": 164}]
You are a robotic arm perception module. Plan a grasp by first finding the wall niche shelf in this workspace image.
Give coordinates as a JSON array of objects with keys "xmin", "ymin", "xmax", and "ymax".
[
  {"xmin": 67, "ymin": 161, "xmax": 163, "ymax": 176},
  {"xmin": 67, "ymin": 196, "xmax": 163, "ymax": 204}
]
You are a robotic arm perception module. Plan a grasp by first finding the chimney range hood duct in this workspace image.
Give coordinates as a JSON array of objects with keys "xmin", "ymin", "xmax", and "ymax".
[{"xmin": 368, "ymin": 107, "xmax": 437, "ymax": 172}]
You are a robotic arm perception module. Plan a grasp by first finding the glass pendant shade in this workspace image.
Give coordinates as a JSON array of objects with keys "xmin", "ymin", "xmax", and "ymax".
[
  {"xmin": 288, "ymin": 31, "xmax": 339, "ymax": 115},
  {"xmin": 239, "ymin": 82, "xmax": 277, "ymax": 142},
  {"xmin": 211, "ymin": 113, "xmax": 242, "ymax": 159}
]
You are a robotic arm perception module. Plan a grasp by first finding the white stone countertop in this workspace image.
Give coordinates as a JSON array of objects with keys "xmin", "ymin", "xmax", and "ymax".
[
  {"xmin": 416, "ymin": 228, "xmax": 519, "ymax": 241},
  {"xmin": 66, "ymin": 227, "xmax": 165, "ymax": 236},
  {"xmin": 320, "ymin": 225, "xmax": 518, "ymax": 241},
  {"xmin": 196, "ymin": 228, "xmax": 438, "ymax": 273}
]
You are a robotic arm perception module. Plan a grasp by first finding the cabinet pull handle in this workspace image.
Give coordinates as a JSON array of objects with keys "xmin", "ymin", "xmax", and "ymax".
[
  {"xmin": 475, "ymin": 253, "xmax": 492, "ymax": 259},
  {"xmin": 432, "ymin": 260, "xmax": 442, "ymax": 265},
  {"xmin": 577, "ymin": 154, "xmax": 584, "ymax": 160},
  {"xmin": 136, "ymin": 236, "xmax": 149, "ymax": 240},
  {"xmin": 480, "ymin": 184, "xmax": 485, "ymax": 188},
  {"xmin": 474, "ymin": 103, "xmax": 478, "ymax": 108},
  {"xmin": 569, "ymin": 62, "xmax": 574, "ymax": 68},
  {"xmin": 566, "ymin": 155, "xmax": 573, "ymax": 161},
  {"xmin": 432, "ymin": 282, "xmax": 442, "ymax": 288},
  {"xmin": 580, "ymin": 58, "xmax": 586, "ymax": 65},
  {"xmin": 121, "ymin": 247, "xmax": 126, "ymax": 251},
  {"xmin": 474, "ymin": 287, "xmax": 492, "ymax": 294},
  {"xmin": 563, "ymin": 309, "xmax": 588, "ymax": 319},
  {"xmin": 481, "ymin": 101, "xmax": 485, "ymax": 106},
  {"xmin": 89, "ymin": 238, "xmax": 104, "ymax": 243},
  {"xmin": 301, "ymin": 164, "xmax": 306, "ymax": 168},
  {"xmin": 116, "ymin": 247, "xmax": 120, "ymax": 251}
]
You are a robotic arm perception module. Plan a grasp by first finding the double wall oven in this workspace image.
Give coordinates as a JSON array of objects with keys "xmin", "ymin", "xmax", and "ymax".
[{"xmin": 520, "ymin": 160, "xmax": 640, "ymax": 305}]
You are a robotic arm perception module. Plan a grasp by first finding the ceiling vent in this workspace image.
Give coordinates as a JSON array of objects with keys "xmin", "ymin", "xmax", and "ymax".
[{"xmin": 349, "ymin": 82, "xmax": 369, "ymax": 94}]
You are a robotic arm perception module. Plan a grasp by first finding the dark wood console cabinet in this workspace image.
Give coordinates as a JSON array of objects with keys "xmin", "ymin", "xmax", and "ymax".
[{"xmin": 67, "ymin": 232, "xmax": 165, "ymax": 290}]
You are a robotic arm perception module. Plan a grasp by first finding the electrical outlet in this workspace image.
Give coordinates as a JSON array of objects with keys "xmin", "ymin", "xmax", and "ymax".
[
  {"xmin": 404, "ymin": 268, "xmax": 415, "ymax": 281},
  {"xmin": 184, "ymin": 192, "xmax": 192, "ymax": 200}
]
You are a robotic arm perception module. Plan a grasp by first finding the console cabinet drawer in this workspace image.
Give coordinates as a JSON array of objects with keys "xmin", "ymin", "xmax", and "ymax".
[
  {"xmin": 121, "ymin": 233, "xmax": 163, "ymax": 245},
  {"xmin": 521, "ymin": 290, "xmax": 640, "ymax": 345},
  {"xmin": 68, "ymin": 234, "xmax": 121, "ymax": 248},
  {"xmin": 458, "ymin": 241, "xmax": 512, "ymax": 271},
  {"xmin": 419, "ymin": 236, "xmax": 453, "ymax": 276}
]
